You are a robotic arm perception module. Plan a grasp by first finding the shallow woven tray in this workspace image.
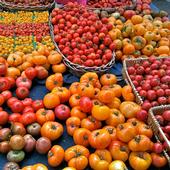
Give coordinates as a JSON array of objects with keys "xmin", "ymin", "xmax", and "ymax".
[
  {"xmin": 49, "ymin": 13, "xmax": 115, "ymax": 77},
  {"xmin": 148, "ymin": 105, "xmax": 170, "ymax": 166},
  {"xmin": 87, "ymin": 0, "xmax": 136, "ymax": 13},
  {"xmin": 122, "ymin": 57, "xmax": 167, "ymax": 105},
  {"xmin": 0, "ymin": 0, "xmax": 55, "ymax": 11}
]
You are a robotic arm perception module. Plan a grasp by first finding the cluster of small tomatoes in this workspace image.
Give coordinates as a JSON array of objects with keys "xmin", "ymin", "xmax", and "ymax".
[{"xmin": 0, "ymin": 50, "xmax": 169, "ymax": 170}]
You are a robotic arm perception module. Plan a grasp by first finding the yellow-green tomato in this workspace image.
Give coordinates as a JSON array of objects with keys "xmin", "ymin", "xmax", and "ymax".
[{"xmin": 109, "ymin": 160, "xmax": 128, "ymax": 170}]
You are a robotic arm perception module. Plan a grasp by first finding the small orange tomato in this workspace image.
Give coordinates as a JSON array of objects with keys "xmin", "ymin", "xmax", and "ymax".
[
  {"xmin": 137, "ymin": 124, "xmax": 153, "ymax": 138},
  {"xmin": 36, "ymin": 108, "xmax": 55, "ymax": 125},
  {"xmin": 122, "ymin": 85, "xmax": 135, "ymax": 101},
  {"xmin": 103, "ymin": 126, "xmax": 117, "ymax": 141},
  {"xmin": 92, "ymin": 105, "xmax": 111, "ymax": 121},
  {"xmin": 52, "ymin": 63, "xmax": 66, "ymax": 73},
  {"xmin": 48, "ymin": 51, "xmax": 62, "ymax": 65},
  {"xmin": 45, "ymin": 73, "xmax": 63, "ymax": 91},
  {"xmin": 89, "ymin": 149, "xmax": 112, "ymax": 170},
  {"xmin": 97, "ymin": 89, "xmax": 115, "ymax": 104},
  {"xmin": 65, "ymin": 145, "xmax": 90, "ymax": 170},
  {"xmin": 69, "ymin": 82, "xmax": 80, "ymax": 95},
  {"xmin": 73, "ymin": 128, "xmax": 91, "ymax": 147},
  {"xmin": 89, "ymin": 129, "xmax": 111, "ymax": 149},
  {"xmin": 52, "ymin": 87, "xmax": 70, "ymax": 103},
  {"xmin": 109, "ymin": 140, "xmax": 130, "ymax": 162},
  {"xmin": 120, "ymin": 101, "xmax": 141, "ymax": 119},
  {"xmin": 69, "ymin": 94, "xmax": 81, "ymax": 108},
  {"xmin": 81, "ymin": 116, "xmax": 102, "ymax": 131},
  {"xmin": 128, "ymin": 135, "xmax": 152, "ymax": 152},
  {"xmin": 70, "ymin": 106, "xmax": 87, "ymax": 120},
  {"xmin": 100, "ymin": 74, "xmax": 117, "ymax": 86},
  {"xmin": 105, "ymin": 109, "xmax": 125, "ymax": 127},
  {"xmin": 78, "ymin": 83, "xmax": 95, "ymax": 98},
  {"xmin": 48, "ymin": 145, "xmax": 64, "ymax": 167},
  {"xmin": 66, "ymin": 117, "xmax": 81, "ymax": 136},
  {"xmin": 151, "ymin": 153, "xmax": 167, "ymax": 168},
  {"xmin": 116, "ymin": 122, "xmax": 137, "ymax": 143},
  {"xmin": 43, "ymin": 93, "xmax": 60, "ymax": 109},
  {"xmin": 41, "ymin": 121, "xmax": 63, "ymax": 141},
  {"xmin": 107, "ymin": 97, "xmax": 121, "ymax": 109}
]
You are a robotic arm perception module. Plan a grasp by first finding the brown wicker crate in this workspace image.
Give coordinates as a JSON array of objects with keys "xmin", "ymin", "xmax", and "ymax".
[
  {"xmin": 49, "ymin": 13, "xmax": 115, "ymax": 77},
  {"xmin": 0, "ymin": 0, "xmax": 55, "ymax": 11},
  {"xmin": 148, "ymin": 105, "xmax": 170, "ymax": 166},
  {"xmin": 122, "ymin": 57, "xmax": 168, "ymax": 105}
]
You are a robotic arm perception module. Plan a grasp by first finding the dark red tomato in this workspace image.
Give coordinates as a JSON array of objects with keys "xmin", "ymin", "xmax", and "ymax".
[
  {"xmin": 16, "ymin": 87, "xmax": 29, "ymax": 100},
  {"xmin": 0, "ymin": 111, "xmax": 8, "ymax": 125},
  {"xmin": 0, "ymin": 94, "xmax": 5, "ymax": 106},
  {"xmin": 0, "ymin": 63, "xmax": 7, "ymax": 76},
  {"xmin": 16, "ymin": 77, "xmax": 32, "ymax": 89},
  {"xmin": 1, "ymin": 90, "xmax": 12, "ymax": 101},
  {"xmin": 7, "ymin": 97, "xmax": 18, "ymax": 107},
  {"xmin": 35, "ymin": 66, "xmax": 48, "ymax": 80},
  {"xmin": 6, "ymin": 77, "xmax": 15, "ymax": 88},
  {"xmin": 22, "ymin": 106, "xmax": 34, "ymax": 114},
  {"xmin": 32, "ymin": 100, "xmax": 44, "ymax": 111},
  {"xmin": 20, "ymin": 112, "xmax": 36, "ymax": 126},
  {"xmin": 22, "ymin": 98, "xmax": 33, "ymax": 107},
  {"xmin": 0, "ymin": 78, "xmax": 10, "ymax": 92},
  {"xmin": 25, "ymin": 67, "xmax": 38, "ymax": 80},
  {"xmin": 9, "ymin": 113, "xmax": 21, "ymax": 123},
  {"xmin": 10, "ymin": 100, "xmax": 24, "ymax": 113}
]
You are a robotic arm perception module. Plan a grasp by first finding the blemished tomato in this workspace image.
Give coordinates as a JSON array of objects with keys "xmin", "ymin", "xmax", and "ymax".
[
  {"xmin": 65, "ymin": 145, "xmax": 90, "ymax": 170},
  {"xmin": 0, "ymin": 111, "xmax": 9, "ymax": 125},
  {"xmin": 66, "ymin": 117, "xmax": 81, "ymax": 136},
  {"xmin": 129, "ymin": 151, "xmax": 152, "ymax": 170},
  {"xmin": 41, "ymin": 121, "xmax": 63, "ymax": 141},
  {"xmin": 89, "ymin": 149, "xmax": 112, "ymax": 170},
  {"xmin": 73, "ymin": 128, "xmax": 91, "ymax": 147},
  {"xmin": 48, "ymin": 145, "xmax": 64, "ymax": 167},
  {"xmin": 89, "ymin": 129, "xmax": 111, "ymax": 149},
  {"xmin": 36, "ymin": 108, "xmax": 55, "ymax": 125}
]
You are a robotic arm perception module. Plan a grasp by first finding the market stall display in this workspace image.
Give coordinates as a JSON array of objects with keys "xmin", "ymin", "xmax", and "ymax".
[{"xmin": 0, "ymin": 0, "xmax": 169, "ymax": 170}]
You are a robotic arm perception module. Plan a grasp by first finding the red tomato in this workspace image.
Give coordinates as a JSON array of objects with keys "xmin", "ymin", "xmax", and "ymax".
[
  {"xmin": 16, "ymin": 76, "xmax": 32, "ymax": 89},
  {"xmin": 22, "ymin": 106, "xmax": 34, "ymax": 114},
  {"xmin": 22, "ymin": 98, "xmax": 33, "ymax": 107},
  {"xmin": 6, "ymin": 77, "xmax": 15, "ymax": 88},
  {"xmin": 9, "ymin": 113, "xmax": 21, "ymax": 123},
  {"xmin": 20, "ymin": 112, "xmax": 36, "ymax": 126},
  {"xmin": 0, "ymin": 94, "xmax": 5, "ymax": 106},
  {"xmin": 10, "ymin": 100, "xmax": 24, "ymax": 113},
  {"xmin": 79, "ymin": 97, "xmax": 93, "ymax": 113},
  {"xmin": 25, "ymin": 67, "xmax": 38, "ymax": 80},
  {"xmin": 0, "ymin": 111, "xmax": 8, "ymax": 125},
  {"xmin": 16, "ymin": 87, "xmax": 29, "ymax": 99},
  {"xmin": 0, "ymin": 78, "xmax": 10, "ymax": 92},
  {"xmin": 7, "ymin": 97, "xmax": 18, "ymax": 107},
  {"xmin": 0, "ymin": 62, "xmax": 7, "ymax": 76},
  {"xmin": 32, "ymin": 100, "xmax": 44, "ymax": 111},
  {"xmin": 1, "ymin": 90, "xmax": 12, "ymax": 101}
]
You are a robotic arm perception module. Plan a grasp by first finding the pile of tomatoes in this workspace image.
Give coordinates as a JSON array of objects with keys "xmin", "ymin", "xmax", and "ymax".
[{"xmin": 0, "ymin": 49, "xmax": 169, "ymax": 170}]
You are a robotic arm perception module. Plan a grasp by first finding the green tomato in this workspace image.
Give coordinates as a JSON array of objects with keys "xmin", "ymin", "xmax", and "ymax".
[{"xmin": 7, "ymin": 150, "xmax": 25, "ymax": 163}]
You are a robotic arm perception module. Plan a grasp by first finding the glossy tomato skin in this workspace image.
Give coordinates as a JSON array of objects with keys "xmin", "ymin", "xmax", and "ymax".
[
  {"xmin": 55, "ymin": 104, "xmax": 70, "ymax": 120},
  {"xmin": 7, "ymin": 97, "xmax": 18, "ymax": 107},
  {"xmin": 10, "ymin": 100, "xmax": 24, "ymax": 113},
  {"xmin": 16, "ymin": 76, "xmax": 32, "ymax": 89},
  {"xmin": 22, "ymin": 106, "xmax": 34, "ymax": 114},
  {"xmin": 25, "ymin": 67, "xmax": 38, "ymax": 80},
  {"xmin": 0, "ymin": 94, "xmax": 5, "ymax": 106},
  {"xmin": 1, "ymin": 90, "xmax": 12, "ymax": 101},
  {"xmin": 16, "ymin": 87, "xmax": 29, "ymax": 99},
  {"xmin": 32, "ymin": 100, "xmax": 44, "ymax": 111},
  {"xmin": 9, "ymin": 113, "xmax": 21, "ymax": 123},
  {"xmin": 22, "ymin": 98, "xmax": 33, "ymax": 107},
  {"xmin": 0, "ymin": 111, "xmax": 9, "ymax": 125},
  {"xmin": 20, "ymin": 112, "xmax": 36, "ymax": 126},
  {"xmin": 0, "ymin": 77, "xmax": 10, "ymax": 92},
  {"xmin": 79, "ymin": 97, "xmax": 93, "ymax": 113}
]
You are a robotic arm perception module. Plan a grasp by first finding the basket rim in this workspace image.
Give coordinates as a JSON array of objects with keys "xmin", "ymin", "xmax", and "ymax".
[{"xmin": 49, "ymin": 12, "xmax": 115, "ymax": 72}]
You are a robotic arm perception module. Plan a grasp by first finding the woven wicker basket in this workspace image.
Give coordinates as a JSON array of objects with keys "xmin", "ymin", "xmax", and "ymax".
[
  {"xmin": 0, "ymin": 0, "xmax": 55, "ymax": 11},
  {"xmin": 87, "ymin": 0, "xmax": 136, "ymax": 13},
  {"xmin": 49, "ymin": 13, "xmax": 115, "ymax": 77},
  {"xmin": 122, "ymin": 57, "xmax": 168, "ymax": 105},
  {"xmin": 148, "ymin": 105, "xmax": 170, "ymax": 166}
]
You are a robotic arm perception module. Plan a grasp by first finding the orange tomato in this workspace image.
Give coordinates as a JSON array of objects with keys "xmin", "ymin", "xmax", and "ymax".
[
  {"xmin": 131, "ymin": 15, "xmax": 143, "ymax": 24},
  {"xmin": 100, "ymin": 74, "xmax": 117, "ymax": 86},
  {"xmin": 109, "ymin": 140, "xmax": 130, "ymax": 162},
  {"xmin": 7, "ymin": 53, "xmax": 23, "ymax": 67},
  {"xmin": 36, "ymin": 108, "xmax": 55, "ymax": 125},
  {"xmin": 78, "ymin": 83, "xmax": 95, "ymax": 98},
  {"xmin": 22, "ymin": 166, "xmax": 33, "ymax": 170},
  {"xmin": 69, "ymin": 82, "xmax": 80, "ymax": 95},
  {"xmin": 105, "ymin": 108, "xmax": 125, "ymax": 127},
  {"xmin": 70, "ymin": 106, "xmax": 87, "ymax": 120},
  {"xmin": 43, "ymin": 93, "xmax": 60, "ymax": 109},
  {"xmin": 45, "ymin": 73, "xmax": 63, "ymax": 91},
  {"xmin": 63, "ymin": 168, "xmax": 76, "ymax": 170},
  {"xmin": 107, "ymin": 97, "xmax": 121, "ymax": 109},
  {"xmin": 21, "ymin": 62, "xmax": 33, "ymax": 71},
  {"xmin": 92, "ymin": 104, "xmax": 111, "ymax": 121},
  {"xmin": 115, "ymin": 50, "xmax": 123, "ymax": 60},
  {"xmin": 6, "ymin": 67, "xmax": 21, "ymax": 79},
  {"xmin": 151, "ymin": 153, "xmax": 167, "ymax": 168},
  {"xmin": 69, "ymin": 94, "xmax": 81, "ymax": 108},
  {"xmin": 156, "ymin": 46, "xmax": 169, "ymax": 55},
  {"xmin": 65, "ymin": 145, "xmax": 90, "ymax": 170},
  {"xmin": 89, "ymin": 129, "xmax": 111, "ymax": 149},
  {"xmin": 41, "ymin": 121, "xmax": 63, "ymax": 141},
  {"xmin": 116, "ymin": 122, "xmax": 137, "ymax": 143},
  {"xmin": 52, "ymin": 63, "xmax": 66, "ymax": 73},
  {"xmin": 134, "ymin": 24, "xmax": 147, "ymax": 36},
  {"xmin": 52, "ymin": 87, "xmax": 70, "ymax": 103},
  {"xmin": 73, "ymin": 128, "xmax": 91, "ymax": 147},
  {"xmin": 120, "ymin": 101, "xmax": 141, "ymax": 118},
  {"xmin": 103, "ymin": 126, "xmax": 117, "ymax": 141},
  {"xmin": 94, "ymin": 88, "xmax": 100, "ymax": 99},
  {"xmin": 89, "ymin": 149, "xmax": 112, "ymax": 170},
  {"xmin": 122, "ymin": 85, "xmax": 135, "ymax": 101},
  {"xmin": 123, "ymin": 44, "xmax": 135, "ymax": 55},
  {"xmin": 48, "ymin": 145, "xmax": 64, "ymax": 167},
  {"xmin": 33, "ymin": 55, "xmax": 47, "ymax": 65},
  {"xmin": 142, "ymin": 44, "xmax": 154, "ymax": 56},
  {"xmin": 97, "ymin": 89, "xmax": 115, "ymax": 104},
  {"xmin": 81, "ymin": 116, "xmax": 102, "ymax": 131},
  {"xmin": 66, "ymin": 116, "xmax": 81, "ymax": 136},
  {"xmin": 132, "ymin": 36, "xmax": 146, "ymax": 50},
  {"xmin": 48, "ymin": 51, "xmax": 62, "ymax": 65},
  {"xmin": 137, "ymin": 124, "xmax": 153, "ymax": 138}
]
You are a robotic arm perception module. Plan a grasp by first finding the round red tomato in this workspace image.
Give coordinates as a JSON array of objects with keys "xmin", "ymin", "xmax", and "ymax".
[
  {"xmin": 16, "ymin": 76, "xmax": 32, "ymax": 89},
  {"xmin": 32, "ymin": 100, "xmax": 44, "ymax": 111},
  {"xmin": 20, "ymin": 112, "xmax": 36, "ymax": 126},
  {"xmin": 0, "ymin": 111, "xmax": 8, "ymax": 125},
  {"xmin": 16, "ymin": 87, "xmax": 29, "ymax": 99},
  {"xmin": 0, "ymin": 78, "xmax": 10, "ymax": 92},
  {"xmin": 1, "ymin": 90, "xmax": 12, "ymax": 101},
  {"xmin": 9, "ymin": 113, "xmax": 21, "ymax": 123},
  {"xmin": 25, "ymin": 67, "xmax": 38, "ymax": 80}
]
